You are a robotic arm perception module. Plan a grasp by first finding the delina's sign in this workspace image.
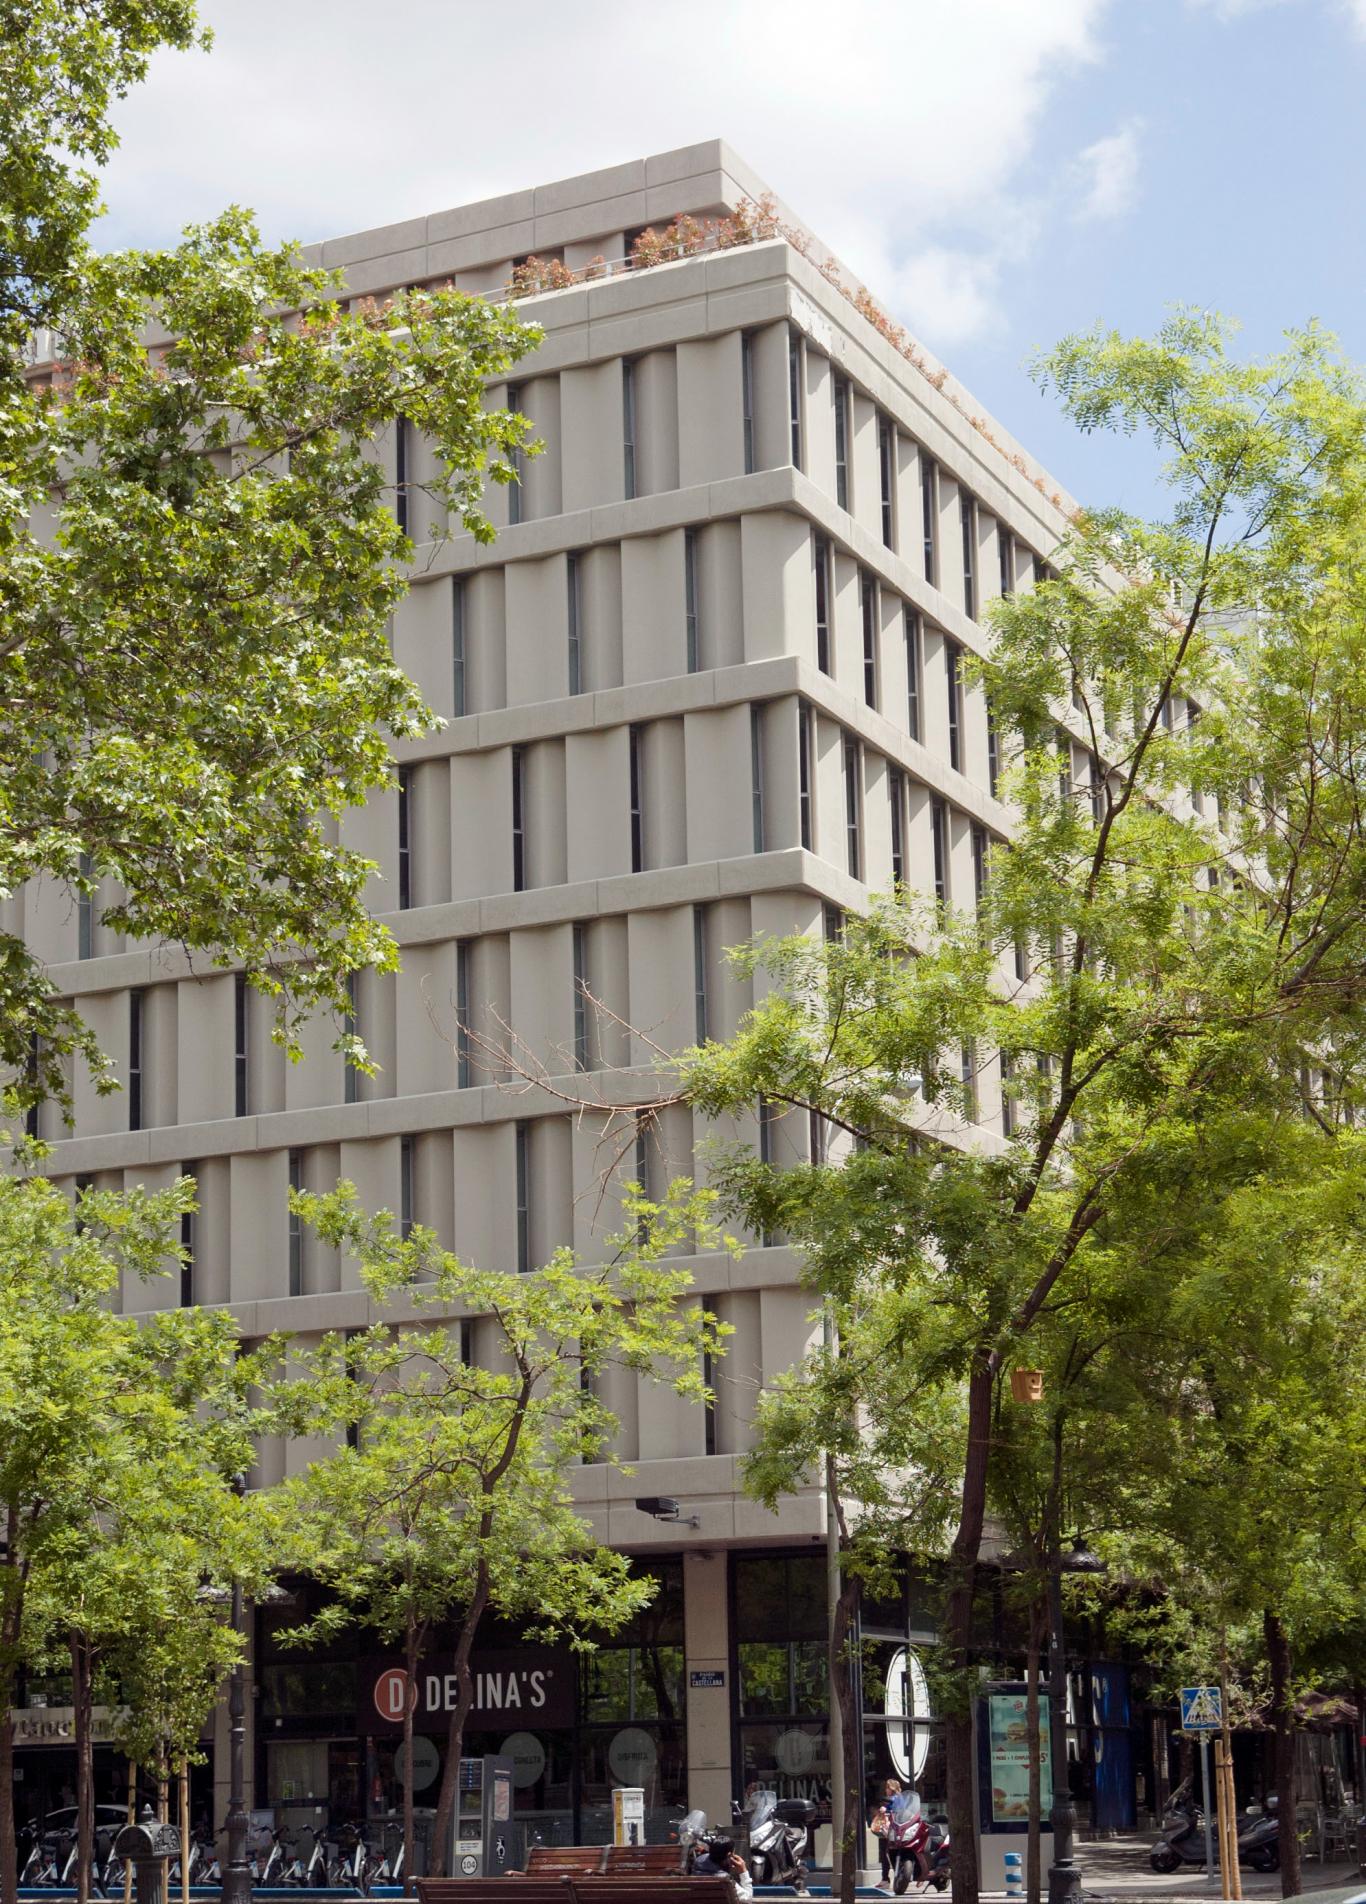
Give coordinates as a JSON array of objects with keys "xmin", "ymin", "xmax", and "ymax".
[{"xmin": 362, "ymin": 1650, "xmax": 572, "ymax": 1732}]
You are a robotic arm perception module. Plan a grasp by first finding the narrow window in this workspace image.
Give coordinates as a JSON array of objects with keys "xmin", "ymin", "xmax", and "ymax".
[
  {"xmin": 25, "ymin": 1035, "xmax": 39, "ymax": 1139},
  {"xmin": 921, "ymin": 456, "xmax": 938, "ymax": 587},
  {"xmin": 128, "ymin": 988, "xmax": 144, "ymax": 1131},
  {"xmin": 751, "ymin": 706, "xmax": 766, "ymax": 853},
  {"xmin": 890, "ymin": 769, "xmax": 906, "ymax": 885},
  {"xmin": 567, "ymin": 553, "xmax": 583, "ymax": 694},
  {"xmin": 693, "ymin": 905, "xmax": 709, "ymax": 1045},
  {"xmin": 798, "ymin": 705, "xmax": 814, "ymax": 851},
  {"xmin": 860, "ymin": 571, "xmax": 879, "ymax": 709},
  {"xmin": 633, "ymin": 1112, "xmax": 651, "ymax": 1225},
  {"xmin": 905, "ymin": 609, "xmax": 922, "ymax": 742},
  {"xmin": 452, "ymin": 577, "xmax": 467, "ymax": 717},
  {"xmin": 629, "ymin": 725, "xmax": 644, "ymax": 873},
  {"xmin": 843, "ymin": 735, "xmax": 862, "ymax": 880},
  {"xmin": 506, "ymin": 384, "xmax": 522, "ymax": 525},
  {"xmin": 572, "ymin": 923, "xmax": 590, "ymax": 1071},
  {"xmin": 946, "ymin": 642, "xmax": 963, "ymax": 773},
  {"xmin": 814, "ymin": 535, "xmax": 832, "ymax": 675},
  {"xmin": 78, "ymin": 853, "xmax": 93, "ymax": 960},
  {"xmin": 287, "ymin": 1150, "xmax": 303, "ymax": 1297},
  {"xmin": 808, "ymin": 1106, "xmax": 827, "ymax": 1166},
  {"xmin": 515, "ymin": 1121, "xmax": 531, "ymax": 1272},
  {"xmin": 703, "ymin": 1347, "xmax": 717, "ymax": 1457},
  {"xmin": 879, "ymin": 415, "xmax": 895, "ymax": 548},
  {"xmin": 397, "ymin": 765, "xmax": 412, "ymax": 910},
  {"xmin": 758, "ymin": 1096, "xmax": 777, "ymax": 1245},
  {"xmin": 1160, "ymin": 692, "xmax": 1175, "ymax": 732},
  {"xmin": 823, "ymin": 903, "xmax": 844, "ymax": 943},
  {"xmin": 344, "ymin": 1327, "xmax": 363, "ymax": 1450},
  {"xmin": 1057, "ymin": 731, "xmax": 1072, "ymax": 804},
  {"xmin": 788, "ymin": 328, "xmax": 803, "ymax": 470},
  {"xmin": 456, "ymin": 941, "xmax": 472, "ymax": 1088},
  {"xmin": 1001, "ymin": 1053, "xmax": 1015, "ymax": 1138},
  {"xmin": 961, "ymin": 494, "xmax": 977, "ymax": 620},
  {"xmin": 179, "ymin": 1176, "xmax": 196, "ymax": 1308},
  {"xmin": 1033, "ymin": 553, "xmax": 1046, "ymax": 588},
  {"xmin": 1089, "ymin": 752, "xmax": 1104, "ymax": 823},
  {"xmin": 395, "ymin": 417, "xmax": 409, "ymax": 537},
  {"xmin": 741, "ymin": 335, "xmax": 756, "ymax": 474},
  {"xmin": 999, "ymin": 527, "xmax": 1015, "ymax": 598},
  {"xmin": 684, "ymin": 530, "xmax": 700, "ymax": 674},
  {"xmin": 961, "ymin": 1043, "xmax": 978, "ymax": 1123},
  {"xmin": 511, "ymin": 745, "xmax": 526, "ymax": 891},
  {"xmin": 400, "ymin": 1135, "xmax": 414, "ymax": 1241},
  {"xmin": 234, "ymin": 972, "xmax": 248, "ymax": 1118},
  {"xmin": 833, "ymin": 376, "xmax": 850, "ymax": 510},
  {"xmin": 344, "ymin": 972, "xmax": 360, "ymax": 1105},
  {"xmin": 987, "ymin": 702, "xmax": 1001, "ymax": 798},
  {"xmin": 1015, "ymin": 937, "xmax": 1028, "ymax": 983},
  {"xmin": 931, "ymin": 797, "xmax": 948, "ymax": 905},
  {"xmin": 972, "ymin": 824, "xmax": 987, "ymax": 905},
  {"xmin": 622, "ymin": 360, "xmax": 637, "ymax": 500}
]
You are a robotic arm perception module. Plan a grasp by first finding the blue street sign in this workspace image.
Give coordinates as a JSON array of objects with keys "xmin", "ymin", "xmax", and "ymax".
[{"xmin": 1179, "ymin": 1685, "xmax": 1223, "ymax": 1732}]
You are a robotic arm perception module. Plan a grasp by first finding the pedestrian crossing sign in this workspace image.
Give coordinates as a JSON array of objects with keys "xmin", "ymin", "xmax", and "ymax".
[{"xmin": 1180, "ymin": 1685, "xmax": 1223, "ymax": 1731}]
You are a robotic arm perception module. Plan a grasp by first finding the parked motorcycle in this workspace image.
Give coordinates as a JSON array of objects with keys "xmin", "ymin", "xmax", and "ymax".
[
  {"xmin": 1149, "ymin": 1797, "xmax": 1211, "ymax": 1872},
  {"xmin": 1236, "ymin": 1799, "xmax": 1280, "ymax": 1873},
  {"xmin": 887, "ymin": 1809, "xmax": 950, "ymax": 1894},
  {"xmin": 738, "ymin": 1790, "xmax": 812, "ymax": 1893},
  {"xmin": 678, "ymin": 1808, "xmax": 726, "ymax": 1874}
]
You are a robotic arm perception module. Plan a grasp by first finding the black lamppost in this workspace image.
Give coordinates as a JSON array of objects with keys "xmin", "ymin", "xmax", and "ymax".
[
  {"xmin": 221, "ymin": 1550, "xmax": 251, "ymax": 1904},
  {"xmin": 1046, "ymin": 1541, "xmax": 1106, "ymax": 1904}
]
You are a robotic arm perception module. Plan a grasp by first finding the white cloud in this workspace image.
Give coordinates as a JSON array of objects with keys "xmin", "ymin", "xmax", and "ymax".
[
  {"xmin": 94, "ymin": 0, "xmax": 1111, "ymax": 352},
  {"xmin": 1072, "ymin": 120, "xmax": 1142, "ymax": 222},
  {"xmin": 1186, "ymin": 0, "xmax": 1296, "ymax": 19},
  {"xmin": 1340, "ymin": 0, "xmax": 1366, "ymax": 33}
]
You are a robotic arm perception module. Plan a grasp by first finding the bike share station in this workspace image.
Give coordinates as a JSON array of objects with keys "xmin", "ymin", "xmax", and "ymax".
[
  {"xmin": 448, "ymin": 1758, "xmax": 517, "ymax": 1878},
  {"xmin": 973, "ymin": 1683, "xmax": 1054, "ymax": 1893}
]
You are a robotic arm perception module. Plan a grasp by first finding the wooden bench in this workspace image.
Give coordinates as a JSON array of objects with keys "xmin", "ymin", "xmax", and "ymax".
[
  {"xmin": 525, "ymin": 1847, "xmax": 610, "ymax": 1876},
  {"xmin": 416, "ymin": 1874, "xmax": 735, "ymax": 1904},
  {"xmin": 572, "ymin": 1877, "xmax": 736, "ymax": 1904},
  {"xmin": 601, "ymin": 1845, "xmax": 687, "ymax": 1877},
  {"xmin": 417, "ymin": 1882, "xmax": 571, "ymax": 1904}
]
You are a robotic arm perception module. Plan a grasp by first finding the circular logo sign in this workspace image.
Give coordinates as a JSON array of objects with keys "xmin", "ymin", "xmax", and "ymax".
[
  {"xmin": 607, "ymin": 1727, "xmax": 657, "ymax": 1784},
  {"xmin": 460, "ymin": 1855, "xmax": 479, "ymax": 1876},
  {"xmin": 374, "ymin": 1667, "xmax": 414, "ymax": 1723},
  {"xmin": 501, "ymin": 1731, "xmax": 548, "ymax": 1790},
  {"xmin": 394, "ymin": 1735, "xmax": 439, "ymax": 1792},
  {"xmin": 774, "ymin": 1729, "xmax": 817, "ymax": 1777},
  {"xmin": 884, "ymin": 1647, "xmax": 931, "ymax": 1783}
]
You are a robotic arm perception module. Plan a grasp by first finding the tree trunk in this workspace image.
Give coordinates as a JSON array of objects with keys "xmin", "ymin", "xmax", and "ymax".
[
  {"xmin": 830, "ymin": 1569, "xmax": 862, "ymax": 1904},
  {"xmin": 944, "ymin": 1355, "xmax": 994, "ymax": 1904},
  {"xmin": 1025, "ymin": 1594, "xmax": 1046, "ymax": 1904},
  {"xmin": 72, "ymin": 1633, "xmax": 94, "ymax": 1904},
  {"xmin": 1263, "ymin": 1609, "xmax": 1300, "ymax": 1899},
  {"xmin": 402, "ymin": 1617, "xmax": 419, "ymax": 1896},
  {"xmin": 429, "ymin": 1568, "xmax": 491, "ymax": 1877}
]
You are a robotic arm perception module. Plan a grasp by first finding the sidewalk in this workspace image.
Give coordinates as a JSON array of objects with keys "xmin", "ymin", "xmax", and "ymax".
[{"xmin": 1065, "ymin": 1834, "xmax": 1364, "ymax": 1903}]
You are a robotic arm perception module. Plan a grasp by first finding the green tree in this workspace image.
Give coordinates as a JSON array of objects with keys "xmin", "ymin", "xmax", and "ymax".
[
  {"xmin": 683, "ymin": 314, "xmax": 1366, "ymax": 1904},
  {"xmin": 0, "ymin": 1175, "xmax": 274, "ymax": 1904},
  {"xmin": 2, "ymin": 3, "xmax": 539, "ymax": 1129},
  {"xmin": 276, "ymin": 1181, "xmax": 724, "ymax": 1884}
]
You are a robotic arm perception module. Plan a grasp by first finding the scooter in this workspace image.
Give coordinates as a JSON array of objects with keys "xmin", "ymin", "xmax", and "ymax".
[
  {"xmin": 887, "ymin": 1811, "xmax": 950, "ymax": 1894},
  {"xmin": 1236, "ymin": 1800, "xmax": 1280, "ymax": 1873},
  {"xmin": 678, "ymin": 1809, "xmax": 724, "ymax": 1874},
  {"xmin": 738, "ymin": 1791, "xmax": 812, "ymax": 1893},
  {"xmin": 1149, "ymin": 1798, "xmax": 1211, "ymax": 1872}
]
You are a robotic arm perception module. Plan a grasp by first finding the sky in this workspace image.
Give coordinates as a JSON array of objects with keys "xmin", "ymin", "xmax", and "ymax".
[{"xmin": 95, "ymin": 0, "xmax": 1366, "ymax": 513}]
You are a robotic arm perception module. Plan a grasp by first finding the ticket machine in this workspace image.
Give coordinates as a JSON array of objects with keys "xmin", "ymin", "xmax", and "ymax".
[{"xmin": 448, "ymin": 1756, "xmax": 517, "ymax": 1877}]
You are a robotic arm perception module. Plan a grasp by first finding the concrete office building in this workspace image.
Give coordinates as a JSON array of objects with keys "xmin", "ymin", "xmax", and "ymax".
[{"xmin": 14, "ymin": 142, "xmax": 1108, "ymax": 1855}]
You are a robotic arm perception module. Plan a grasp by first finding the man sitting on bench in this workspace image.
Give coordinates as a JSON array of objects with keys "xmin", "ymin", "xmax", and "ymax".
[{"xmin": 690, "ymin": 1839, "xmax": 752, "ymax": 1899}]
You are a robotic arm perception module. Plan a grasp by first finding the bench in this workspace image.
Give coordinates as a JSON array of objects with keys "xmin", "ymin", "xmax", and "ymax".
[
  {"xmin": 572, "ymin": 1878, "xmax": 736, "ymax": 1904},
  {"xmin": 601, "ymin": 1846, "xmax": 687, "ymax": 1876},
  {"xmin": 525, "ymin": 1848, "xmax": 610, "ymax": 1876},
  {"xmin": 416, "ymin": 1875, "xmax": 736, "ymax": 1904},
  {"xmin": 417, "ymin": 1881, "xmax": 572, "ymax": 1904}
]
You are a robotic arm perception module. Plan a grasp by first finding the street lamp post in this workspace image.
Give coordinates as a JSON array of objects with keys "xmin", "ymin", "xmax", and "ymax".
[
  {"xmin": 221, "ymin": 1562, "xmax": 251, "ymax": 1904},
  {"xmin": 1046, "ymin": 1543, "xmax": 1106, "ymax": 1904}
]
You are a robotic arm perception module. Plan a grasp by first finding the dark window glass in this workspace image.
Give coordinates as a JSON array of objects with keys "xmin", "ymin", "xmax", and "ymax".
[
  {"xmin": 512, "ymin": 745, "xmax": 526, "ymax": 890},
  {"xmin": 397, "ymin": 765, "xmax": 412, "ymax": 910},
  {"xmin": 879, "ymin": 416, "xmax": 895, "ymax": 547},
  {"xmin": 629, "ymin": 726, "xmax": 644, "ymax": 872},
  {"xmin": 987, "ymin": 702, "xmax": 1001, "ymax": 797},
  {"xmin": 288, "ymin": 1150, "xmax": 303, "ymax": 1296},
  {"xmin": 861, "ymin": 571, "xmax": 878, "ymax": 709},
  {"xmin": 833, "ymin": 377, "xmax": 849, "ymax": 510},
  {"xmin": 693, "ymin": 905, "xmax": 709, "ymax": 1044},
  {"xmin": 78, "ymin": 853, "xmax": 93, "ymax": 960},
  {"xmin": 815, "ymin": 536, "xmax": 832, "ymax": 675},
  {"xmin": 972, "ymin": 824, "xmax": 987, "ymax": 904},
  {"xmin": 573, "ymin": 923, "xmax": 590, "ymax": 1071},
  {"xmin": 798, "ymin": 705, "xmax": 814, "ymax": 851},
  {"xmin": 788, "ymin": 328, "xmax": 802, "ymax": 470},
  {"xmin": 844, "ymin": 736, "xmax": 862, "ymax": 880},
  {"xmin": 999, "ymin": 527, "xmax": 1014, "ymax": 598},
  {"xmin": 622, "ymin": 361, "xmax": 637, "ymax": 500},
  {"xmin": 506, "ymin": 385, "xmax": 522, "ymax": 525},
  {"xmin": 234, "ymin": 972, "xmax": 248, "ymax": 1117},
  {"xmin": 567, "ymin": 553, "xmax": 583, "ymax": 694},
  {"xmin": 921, "ymin": 456, "xmax": 937, "ymax": 586},
  {"xmin": 180, "ymin": 1177, "xmax": 196, "ymax": 1307},
  {"xmin": 515, "ymin": 1121, "xmax": 531, "ymax": 1272},
  {"xmin": 890, "ymin": 769, "xmax": 906, "ymax": 884},
  {"xmin": 684, "ymin": 530, "xmax": 700, "ymax": 673},
  {"xmin": 456, "ymin": 942, "xmax": 471, "ymax": 1088},
  {"xmin": 343, "ymin": 973, "xmax": 359, "ymax": 1105},
  {"xmin": 452, "ymin": 577, "xmax": 467, "ymax": 717},
  {"xmin": 751, "ymin": 706, "xmax": 766, "ymax": 852},
  {"xmin": 961, "ymin": 494, "xmax": 977, "ymax": 619},
  {"xmin": 399, "ymin": 1135, "xmax": 414, "ymax": 1240},
  {"xmin": 905, "ymin": 609, "xmax": 922, "ymax": 742},
  {"xmin": 931, "ymin": 797, "xmax": 948, "ymax": 905},
  {"xmin": 946, "ymin": 642, "xmax": 963, "ymax": 772},
  {"xmin": 741, "ymin": 336, "xmax": 756, "ymax": 474},
  {"xmin": 395, "ymin": 417, "xmax": 409, "ymax": 536},
  {"xmin": 128, "ymin": 989, "xmax": 144, "ymax": 1131}
]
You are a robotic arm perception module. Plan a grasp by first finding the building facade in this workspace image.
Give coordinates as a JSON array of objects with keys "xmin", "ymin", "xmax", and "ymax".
[{"xmin": 13, "ymin": 141, "xmax": 1127, "ymax": 1857}]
